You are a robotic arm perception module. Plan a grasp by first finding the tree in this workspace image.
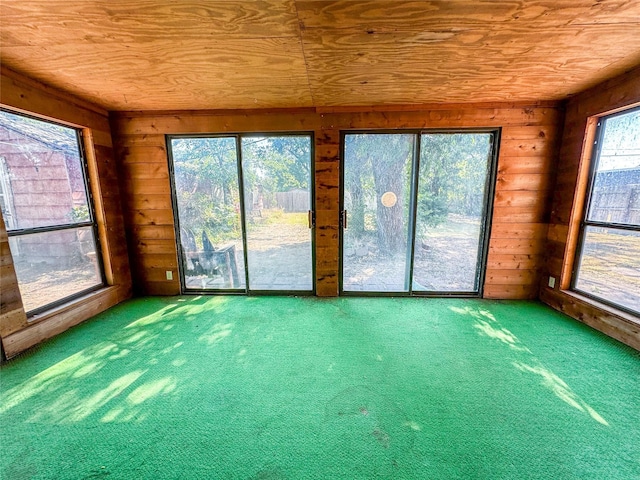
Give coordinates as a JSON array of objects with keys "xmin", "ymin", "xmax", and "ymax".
[
  {"xmin": 171, "ymin": 137, "xmax": 241, "ymax": 244},
  {"xmin": 344, "ymin": 136, "xmax": 370, "ymax": 236},
  {"xmin": 416, "ymin": 133, "xmax": 492, "ymax": 237},
  {"xmin": 370, "ymin": 135, "xmax": 413, "ymax": 254},
  {"xmin": 344, "ymin": 133, "xmax": 493, "ymax": 250},
  {"xmin": 171, "ymin": 136, "xmax": 314, "ymax": 242},
  {"xmin": 345, "ymin": 134, "xmax": 414, "ymax": 255},
  {"xmin": 240, "ymin": 136, "xmax": 311, "ymax": 211},
  {"xmin": 242, "ymin": 136, "xmax": 310, "ymax": 191}
]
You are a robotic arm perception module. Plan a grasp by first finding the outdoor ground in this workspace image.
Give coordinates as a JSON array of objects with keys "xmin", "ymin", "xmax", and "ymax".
[
  {"xmin": 575, "ymin": 229, "xmax": 640, "ymax": 312},
  {"xmin": 12, "ymin": 260, "xmax": 101, "ymax": 313},
  {"xmin": 189, "ymin": 212, "xmax": 481, "ymax": 293},
  {"xmin": 185, "ymin": 210, "xmax": 313, "ymax": 291},
  {"xmin": 343, "ymin": 215, "xmax": 482, "ymax": 292}
]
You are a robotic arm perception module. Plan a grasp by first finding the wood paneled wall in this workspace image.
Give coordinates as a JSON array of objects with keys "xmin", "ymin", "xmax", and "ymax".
[
  {"xmin": 0, "ymin": 213, "xmax": 25, "ymax": 357},
  {"xmin": 0, "ymin": 67, "xmax": 132, "ymax": 358},
  {"xmin": 111, "ymin": 102, "xmax": 562, "ymax": 299},
  {"xmin": 541, "ymin": 65, "xmax": 640, "ymax": 350}
]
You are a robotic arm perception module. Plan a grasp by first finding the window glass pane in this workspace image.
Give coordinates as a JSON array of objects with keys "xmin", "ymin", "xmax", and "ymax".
[
  {"xmin": 587, "ymin": 109, "xmax": 640, "ymax": 226},
  {"xmin": 171, "ymin": 137, "xmax": 246, "ymax": 290},
  {"xmin": 9, "ymin": 227, "xmax": 102, "ymax": 313},
  {"xmin": 342, "ymin": 134, "xmax": 414, "ymax": 292},
  {"xmin": 0, "ymin": 110, "xmax": 90, "ymax": 230},
  {"xmin": 413, "ymin": 133, "xmax": 493, "ymax": 292},
  {"xmin": 241, "ymin": 136, "xmax": 313, "ymax": 291},
  {"xmin": 575, "ymin": 226, "xmax": 640, "ymax": 313}
]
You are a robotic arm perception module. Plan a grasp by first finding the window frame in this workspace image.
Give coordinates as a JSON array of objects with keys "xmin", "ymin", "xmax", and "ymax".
[
  {"xmin": 0, "ymin": 108, "xmax": 106, "ymax": 317},
  {"xmin": 571, "ymin": 106, "xmax": 640, "ymax": 316}
]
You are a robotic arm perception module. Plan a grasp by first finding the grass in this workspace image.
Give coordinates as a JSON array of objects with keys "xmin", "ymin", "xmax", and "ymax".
[{"xmin": 259, "ymin": 209, "xmax": 308, "ymax": 227}]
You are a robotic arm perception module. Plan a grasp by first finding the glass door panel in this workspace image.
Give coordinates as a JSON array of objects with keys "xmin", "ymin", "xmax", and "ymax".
[
  {"xmin": 171, "ymin": 137, "xmax": 246, "ymax": 291},
  {"xmin": 412, "ymin": 133, "xmax": 494, "ymax": 293},
  {"xmin": 241, "ymin": 136, "xmax": 313, "ymax": 291},
  {"xmin": 342, "ymin": 133, "xmax": 415, "ymax": 292}
]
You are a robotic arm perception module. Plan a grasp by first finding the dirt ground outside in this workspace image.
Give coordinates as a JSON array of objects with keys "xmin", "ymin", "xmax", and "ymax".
[
  {"xmin": 12, "ymin": 258, "xmax": 101, "ymax": 313},
  {"xmin": 343, "ymin": 214, "xmax": 483, "ymax": 292},
  {"xmin": 575, "ymin": 229, "xmax": 640, "ymax": 313}
]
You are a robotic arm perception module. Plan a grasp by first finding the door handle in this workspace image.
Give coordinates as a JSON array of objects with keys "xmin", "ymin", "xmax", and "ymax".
[
  {"xmin": 308, "ymin": 210, "xmax": 315, "ymax": 229},
  {"xmin": 341, "ymin": 210, "xmax": 348, "ymax": 229}
]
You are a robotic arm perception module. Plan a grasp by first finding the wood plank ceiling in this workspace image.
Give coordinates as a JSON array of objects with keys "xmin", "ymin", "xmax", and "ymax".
[{"xmin": 1, "ymin": 1, "xmax": 640, "ymax": 111}]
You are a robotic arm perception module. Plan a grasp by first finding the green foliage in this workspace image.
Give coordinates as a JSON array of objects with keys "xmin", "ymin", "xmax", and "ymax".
[
  {"xmin": 171, "ymin": 136, "xmax": 311, "ymax": 243},
  {"xmin": 241, "ymin": 136, "xmax": 310, "ymax": 203},
  {"xmin": 344, "ymin": 133, "xmax": 493, "ymax": 246},
  {"xmin": 415, "ymin": 133, "xmax": 491, "ymax": 237},
  {"xmin": 416, "ymin": 191, "xmax": 448, "ymax": 228},
  {"xmin": 69, "ymin": 205, "xmax": 89, "ymax": 223},
  {"xmin": 172, "ymin": 137, "xmax": 241, "ymax": 243},
  {"xmin": 179, "ymin": 192, "xmax": 238, "ymax": 244}
]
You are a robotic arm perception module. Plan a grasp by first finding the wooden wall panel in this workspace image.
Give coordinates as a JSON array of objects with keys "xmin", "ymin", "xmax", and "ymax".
[
  {"xmin": 0, "ymin": 67, "xmax": 132, "ymax": 358},
  {"xmin": 116, "ymin": 139, "xmax": 179, "ymax": 295},
  {"xmin": 112, "ymin": 102, "xmax": 562, "ymax": 299},
  {"xmin": 315, "ymin": 127, "xmax": 340, "ymax": 296},
  {"xmin": 0, "ymin": 215, "xmax": 27, "ymax": 344},
  {"xmin": 542, "ymin": 65, "xmax": 640, "ymax": 350}
]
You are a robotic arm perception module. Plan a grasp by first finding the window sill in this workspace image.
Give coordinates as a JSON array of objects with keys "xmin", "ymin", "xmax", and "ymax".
[
  {"xmin": 559, "ymin": 288, "xmax": 640, "ymax": 327},
  {"xmin": 3, "ymin": 285, "xmax": 122, "ymax": 359},
  {"xmin": 26, "ymin": 286, "xmax": 118, "ymax": 326}
]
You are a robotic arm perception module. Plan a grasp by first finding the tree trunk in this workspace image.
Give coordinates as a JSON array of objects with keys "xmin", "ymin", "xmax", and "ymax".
[
  {"xmin": 372, "ymin": 146, "xmax": 409, "ymax": 255},
  {"xmin": 348, "ymin": 166, "xmax": 366, "ymax": 235}
]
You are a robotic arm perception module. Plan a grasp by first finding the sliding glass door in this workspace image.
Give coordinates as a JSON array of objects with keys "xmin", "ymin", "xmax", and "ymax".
[
  {"xmin": 342, "ymin": 134, "xmax": 416, "ymax": 292},
  {"xmin": 413, "ymin": 133, "xmax": 495, "ymax": 292},
  {"xmin": 341, "ymin": 130, "xmax": 497, "ymax": 296},
  {"xmin": 241, "ymin": 136, "xmax": 313, "ymax": 291},
  {"xmin": 170, "ymin": 137, "xmax": 246, "ymax": 291},
  {"xmin": 169, "ymin": 134, "xmax": 314, "ymax": 294}
]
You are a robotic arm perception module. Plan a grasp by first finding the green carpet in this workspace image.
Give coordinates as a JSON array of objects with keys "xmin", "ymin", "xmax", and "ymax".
[{"xmin": 1, "ymin": 297, "xmax": 639, "ymax": 479}]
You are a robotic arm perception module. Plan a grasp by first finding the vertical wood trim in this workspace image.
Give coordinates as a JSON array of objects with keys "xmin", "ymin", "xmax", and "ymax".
[
  {"xmin": 315, "ymin": 125, "xmax": 340, "ymax": 296},
  {"xmin": 83, "ymin": 128, "xmax": 114, "ymax": 285},
  {"xmin": 559, "ymin": 116, "xmax": 597, "ymax": 289},
  {"xmin": 0, "ymin": 214, "xmax": 28, "ymax": 343}
]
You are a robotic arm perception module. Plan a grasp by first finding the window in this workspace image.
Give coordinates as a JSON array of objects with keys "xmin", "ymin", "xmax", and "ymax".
[
  {"xmin": 573, "ymin": 107, "xmax": 640, "ymax": 314},
  {"xmin": 0, "ymin": 109, "xmax": 103, "ymax": 315}
]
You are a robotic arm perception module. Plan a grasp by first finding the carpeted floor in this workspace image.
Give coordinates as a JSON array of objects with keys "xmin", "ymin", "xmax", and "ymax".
[{"xmin": 1, "ymin": 296, "xmax": 639, "ymax": 479}]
